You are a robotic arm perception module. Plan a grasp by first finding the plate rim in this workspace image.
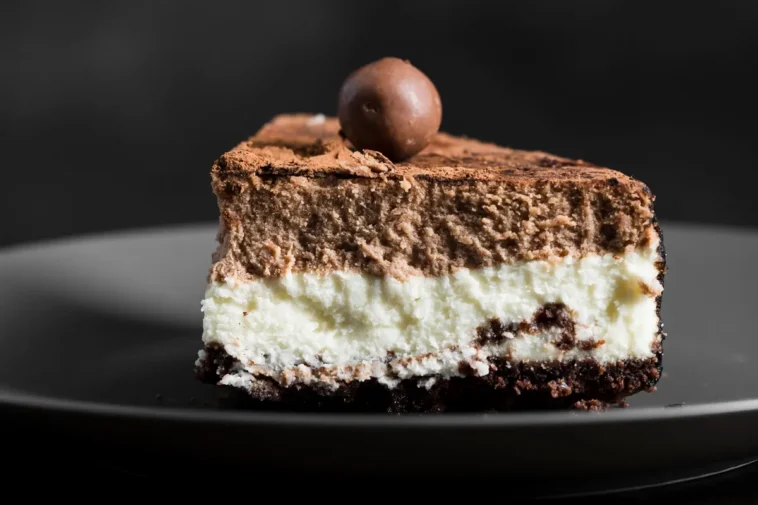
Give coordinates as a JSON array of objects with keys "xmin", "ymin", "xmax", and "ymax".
[{"xmin": 2, "ymin": 389, "xmax": 758, "ymax": 428}]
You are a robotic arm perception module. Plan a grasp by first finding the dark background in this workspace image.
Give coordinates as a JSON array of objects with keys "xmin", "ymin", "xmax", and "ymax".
[{"xmin": 2, "ymin": 0, "xmax": 757, "ymax": 247}]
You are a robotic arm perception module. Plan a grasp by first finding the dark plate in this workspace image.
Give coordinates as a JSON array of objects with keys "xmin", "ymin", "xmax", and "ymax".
[{"xmin": 1, "ymin": 222, "xmax": 757, "ymax": 486}]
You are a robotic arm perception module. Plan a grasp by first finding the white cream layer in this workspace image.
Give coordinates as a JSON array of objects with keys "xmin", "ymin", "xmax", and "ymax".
[{"xmin": 200, "ymin": 241, "xmax": 662, "ymax": 389}]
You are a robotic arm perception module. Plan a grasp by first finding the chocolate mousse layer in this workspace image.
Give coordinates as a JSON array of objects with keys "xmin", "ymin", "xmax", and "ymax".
[{"xmin": 209, "ymin": 114, "xmax": 661, "ymax": 282}]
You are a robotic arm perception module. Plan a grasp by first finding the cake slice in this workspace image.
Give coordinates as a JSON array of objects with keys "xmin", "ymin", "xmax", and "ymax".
[{"xmin": 195, "ymin": 113, "xmax": 666, "ymax": 412}]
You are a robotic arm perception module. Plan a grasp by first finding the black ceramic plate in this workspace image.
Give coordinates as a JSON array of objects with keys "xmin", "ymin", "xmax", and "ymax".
[{"xmin": 1, "ymin": 222, "xmax": 757, "ymax": 487}]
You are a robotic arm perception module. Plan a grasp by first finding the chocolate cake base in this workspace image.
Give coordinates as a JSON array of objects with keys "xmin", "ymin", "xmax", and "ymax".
[{"xmin": 196, "ymin": 345, "xmax": 662, "ymax": 413}]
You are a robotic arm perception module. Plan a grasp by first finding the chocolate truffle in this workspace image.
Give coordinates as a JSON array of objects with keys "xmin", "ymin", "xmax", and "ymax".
[{"xmin": 337, "ymin": 57, "xmax": 442, "ymax": 162}]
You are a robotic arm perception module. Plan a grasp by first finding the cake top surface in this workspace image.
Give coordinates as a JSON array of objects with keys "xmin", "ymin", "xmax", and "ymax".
[{"xmin": 213, "ymin": 113, "xmax": 637, "ymax": 184}]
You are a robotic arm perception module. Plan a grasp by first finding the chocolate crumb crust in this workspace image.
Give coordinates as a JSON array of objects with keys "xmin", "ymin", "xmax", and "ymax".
[
  {"xmin": 208, "ymin": 114, "xmax": 662, "ymax": 281},
  {"xmin": 573, "ymin": 399, "xmax": 612, "ymax": 411},
  {"xmin": 196, "ymin": 344, "xmax": 662, "ymax": 413}
]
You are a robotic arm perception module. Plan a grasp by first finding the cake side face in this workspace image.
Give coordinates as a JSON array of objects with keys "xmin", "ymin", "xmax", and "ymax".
[{"xmin": 197, "ymin": 113, "xmax": 666, "ymax": 412}]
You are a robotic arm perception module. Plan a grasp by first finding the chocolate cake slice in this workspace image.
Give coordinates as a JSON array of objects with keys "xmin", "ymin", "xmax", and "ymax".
[{"xmin": 195, "ymin": 113, "xmax": 666, "ymax": 413}]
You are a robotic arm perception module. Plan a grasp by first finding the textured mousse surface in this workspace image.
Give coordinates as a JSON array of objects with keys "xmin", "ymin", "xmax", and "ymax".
[{"xmin": 209, "ymin": 114, "xmax": 661, "ymax": 281}]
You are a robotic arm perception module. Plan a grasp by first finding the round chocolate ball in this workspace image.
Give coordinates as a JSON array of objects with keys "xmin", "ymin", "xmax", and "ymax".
[{"xmin": 337, "ymin": 57, "xmax": 442, "ymax": 162}]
